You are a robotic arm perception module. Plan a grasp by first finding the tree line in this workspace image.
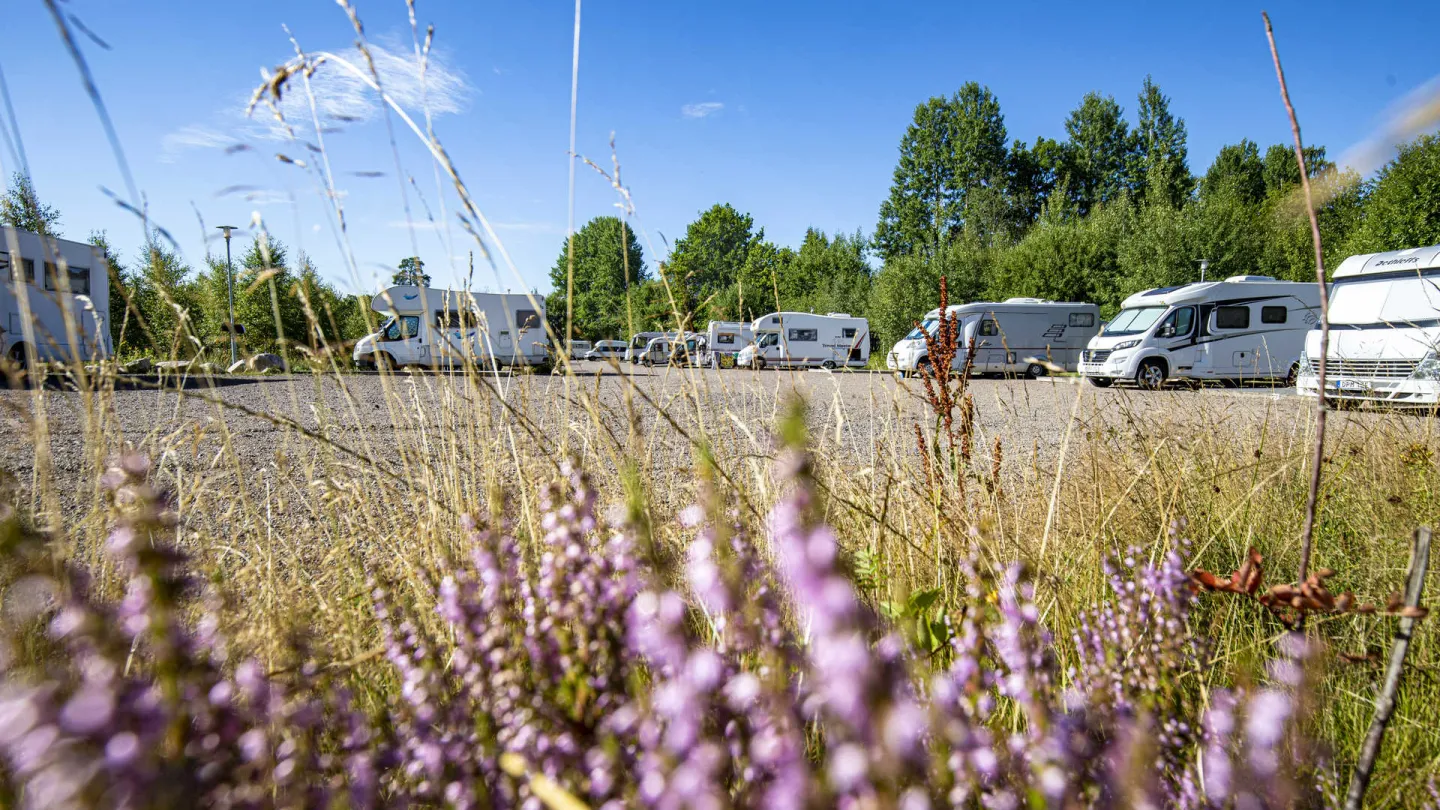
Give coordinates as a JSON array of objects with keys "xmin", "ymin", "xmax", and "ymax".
[{"xmin": 548, "ymin": 78, "xmax": 1440, "ymax": 351}]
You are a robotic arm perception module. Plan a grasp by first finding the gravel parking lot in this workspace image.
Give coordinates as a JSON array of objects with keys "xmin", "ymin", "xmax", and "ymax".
[{"xmin": 0, "ymin": 364, "xmax": 1427, "ymax": 528}]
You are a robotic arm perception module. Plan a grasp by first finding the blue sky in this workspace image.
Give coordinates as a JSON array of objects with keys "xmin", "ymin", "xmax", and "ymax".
[{"xmin": 4, "ymin": 0, "xmax": 1438, "ymax": 297}]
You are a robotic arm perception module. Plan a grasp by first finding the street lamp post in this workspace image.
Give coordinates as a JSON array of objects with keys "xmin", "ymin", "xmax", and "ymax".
[{"xmin": 217, "ymin": 226, "xmax": 237, "ymax": 367}]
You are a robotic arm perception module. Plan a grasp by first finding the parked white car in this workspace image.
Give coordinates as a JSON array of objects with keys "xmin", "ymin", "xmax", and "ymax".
[
  {"xmin": 1079, "ymin": 276, "xmax": 1320, "ymax": 389},
  {"xmin": 886, "ymin": 298, "xmax": 1099, "ymax": 378},
  {"xmin": 1296, "ymin": 245, "xmax": 1440, "ymax": 407},
  {"xmin": 353, "ymin": 286, "xmax": 548, "ymax": 369}
]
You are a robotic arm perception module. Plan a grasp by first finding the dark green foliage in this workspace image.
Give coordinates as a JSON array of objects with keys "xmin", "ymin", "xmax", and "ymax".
[
  {"xmin": 546, "ymin": 216, "xmax": 646, "ymax": 342},
  {"xmin": 393, "ymin": 256, "xmax": 431, "ymax": 287},
  {"xmin": 0, "ymin": 173, "xmax": 61, "ymax": 236},
  {"xmin": 1063, "ymin": 92, "xmax": 1135, "ymax": 214},
  {"xmin": 1133, "ymin": 76, "xmax": 1193, "ymax": 208},
  {"xmin": 1346, "ymin": 134, "xmax": 1440, "ymax": 252},
  {"xmin": 667, "ymin": 204, "xmax": 761, "ymax": 325},
  {"xmin": 1201, "ymin": 140, "xmax": 1266, "ymax": 205}
]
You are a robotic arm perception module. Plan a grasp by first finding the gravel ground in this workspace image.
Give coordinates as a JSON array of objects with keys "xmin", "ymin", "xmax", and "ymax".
[{"xmin": 0, "ymin": 364, "xmax": 1429, "ymax": 533}]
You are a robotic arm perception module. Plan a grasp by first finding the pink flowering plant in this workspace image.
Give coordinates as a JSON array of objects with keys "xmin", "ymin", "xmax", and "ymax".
[{"xmin": 0, "ymin": 416, "xmax": 1345, "ymax": 809}]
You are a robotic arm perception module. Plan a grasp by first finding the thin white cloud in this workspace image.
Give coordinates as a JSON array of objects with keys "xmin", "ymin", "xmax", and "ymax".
[
  {"xmin": 492, "ymin": 220, "xmax": 564, "ymax": 235},
  {"xmin": 243, "ymin": 190, "xmax": 294, "ymax": 207},
  {"xmin": 681, "ymin": 101, "xmax": 724, "ymax": 119},
  {"xmin": 164, "ymin": 39, "xmax": 473, "ymax": 155},
  {"xmin": 387, "ymin": 220, "xmax": 447, "ymax": 231}
]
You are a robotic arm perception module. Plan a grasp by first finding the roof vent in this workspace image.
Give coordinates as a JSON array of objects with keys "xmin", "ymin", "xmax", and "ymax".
[
  {"xmin": 1003, "ymin": 297, "xmax": 1046, "ymax": 303},
  {"xmin": 825, "ymin": 312, "xmax": 851, "ymax": 318},
  {"xmin": 1224, "ymin": 275, "xmax": 1276, "ymax": 282}
]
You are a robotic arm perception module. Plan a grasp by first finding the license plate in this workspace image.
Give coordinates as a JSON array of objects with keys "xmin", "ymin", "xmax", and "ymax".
[{"xmin": 1335, "ymin": 379, "xmax": 1369, "ymax": 392}]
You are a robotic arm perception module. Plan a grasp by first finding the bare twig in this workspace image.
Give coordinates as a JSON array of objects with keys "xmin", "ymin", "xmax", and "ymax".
[
  {"xmin": 1263, "ymin": 12, "xmax": 1329, "ymax": 584},
  {"xmin": 1345, "ymin": 527, "xmax": 1432, "ymax": 810}
]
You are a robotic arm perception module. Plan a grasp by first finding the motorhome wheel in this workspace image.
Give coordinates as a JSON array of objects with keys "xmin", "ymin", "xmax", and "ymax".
[
  {"xmin": 1087, "ymin": 377, "xmax": 1113, "ymax": 388},
  {"xmin": 1285, "ymin": 362, "xmax": 1300, "ymax": 388},
  {"xmin": 1025, "ymin": 363, "xmax": 1046, "ymax": 379},
  {"xmin": 821, "ymin": 360, "xmax": 836, "ymax": 370},
  {"xmin": 753, "ymin": 357, "xmax": 766, "ymax": 370},
  {"xmin": 1137, "ymin": 360, "xmax": 1167, "ymax": 390}
]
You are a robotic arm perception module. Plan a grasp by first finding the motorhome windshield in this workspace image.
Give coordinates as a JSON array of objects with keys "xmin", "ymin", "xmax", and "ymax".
[
  {"xmin": 905, "ymin": 319, "xmax": 939, "ymax": 340},
  {"xmin": 757, "ymin": 332, "xmax": 780, "ymax": 348},
  {"xmin": 1329, "ymin": 271, "xmax": 1440, "ymax": 326},
  {"xmin": 631, "ymin": 335, "xmax": 650, "ymax": 348},
  {"xmin": 1105, "ymin": 306, "xmax": 1167, "ymax": 336}
]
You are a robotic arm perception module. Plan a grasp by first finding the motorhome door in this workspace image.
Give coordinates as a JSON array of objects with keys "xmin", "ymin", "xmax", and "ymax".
[
  {"xmin": 1154, "ymin": 306, "xmax": 1198, "ymax": 374},
  {"xmin": 974, "ymin": 317, "xmax": 1007, "ymax": 372},
  {"xmin": 383, "ymin": 315, "xmax": 426, "ymax": 365}
]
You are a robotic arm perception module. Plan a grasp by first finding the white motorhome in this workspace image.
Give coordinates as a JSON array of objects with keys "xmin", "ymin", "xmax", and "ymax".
[
  {"xmin": 1, "ymin": 227, "xmax": 111, "ymax": 368},
  {"xmin": 886, "ymin": 299, "xmax": 1100, "ymax": 378},
  {"xmin": 625, "ymin": 331, "xmax": 676, "ymax": 364},
  {"xmin": 1296, "ymin": 245, "xmax": 1440, "ymax": 407},
  {"xmin": 353, "ymin": 286, "xmax": 548, "ymax": 369},
  {"xmin": 638, "ymin": 333, "xmax": 702, "ymax": 367},
  {"xmin": 584, "ymin": 340, "xmax": 627, "ymax": 361},
  {"xmin": 1079, "ymin": 276, "xmax": 1320, "ymax": 389},
  {"xmin": 736, "ymin": 312, "xmax": 869, "ymax": 370},
  {"xmin": 702, "ymin": 320, "xmax": 754, "ymax": 369}
]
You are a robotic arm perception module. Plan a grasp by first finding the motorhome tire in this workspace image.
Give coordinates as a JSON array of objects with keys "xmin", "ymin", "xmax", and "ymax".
[
  {"xmin": 1087, "ymin": 377, "xmax": 1113, "ymax": 388},
  {"xmin": 1285, "ymin": 362, "xmax": 1300, "ymax": 387},
  {"xmin": 7, "ymin": 344, "xmax": 27, "ymax": 371},
  {"xmin": 821, "ymin": 360, "xmax": 836, "ymax": 370},
  {"xmin": 374, "ymin": 352, "xmax": 396, "ymax": 371},
  {"xmin": 1137, "ymin": 360, "xmax": 1167, "ymax": 390},
  {"xmin": 1025, "ymin": 363, "xmax": 1046, "ymax": 379},
  {"xmin": 753, "ymin": 357, "xmax": 766, "ymax": 371},
  {"xmin": 916, "ymin": 358, "xmax": 933, "ymax": 376}
]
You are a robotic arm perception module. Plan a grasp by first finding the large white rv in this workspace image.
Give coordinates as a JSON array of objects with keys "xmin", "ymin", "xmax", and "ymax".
[
  {"xmin": 1079, "ymin": 276, "xmax": 1320, "ymax": 389},
  {"xmin": 353, "ymin": 286, "xmax": 548, "ymax": 369},
  {"xmin": 886, "ymin": 299, "xmax": 1100, "ymax": 378},
  {"xmin": 701, "ymin": 320, "xmax": 754, "ymax": 369},
  {"xmin": 1, "ymin": 227, "xmax": 111, "ymax": 368},
  {"xmin": 736, "ymin": 312, "xmax": 869, "ymax": 370},
  {"xmin": 1296, "ymin": 245, "xmax": 1440, "ymax": 407},
  {"xmin": 625, "ymin": 331, "xmax": 677, "ymax": 364}
]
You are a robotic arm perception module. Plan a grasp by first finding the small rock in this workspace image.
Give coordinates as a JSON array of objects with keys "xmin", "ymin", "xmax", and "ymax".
[
  {"xmin": 154, "ymin": 360, "xmax": 192, "ymax": 372},
  {"xmin": 122, "ymin": 357, "xmax": 153, "ymax": 374},
  {"xmin": 248, "ymin": 353, "xmax": 285, "ymax": 372},
  {"xmin": 197, "ymin": 362, "xmax": 221, "ymax": 376},
  {"xmin": 227, "ymin": 360, "xmax": 247, "ymax": 374}
]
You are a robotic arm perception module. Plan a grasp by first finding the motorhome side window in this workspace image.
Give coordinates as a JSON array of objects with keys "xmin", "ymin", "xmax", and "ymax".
[
  {"xmin": 515, "ymin": 309, "xmax": 539, "ymax": 329},
  {"xmin": 1157, "ymin": 306, "xmax": 1194, "ymax": 337},
  {"xmin": 1260, "ymin": 306, "xmax": 1287, "ymax": 324},
  {"xmin": 978, "ymin": 319, "xmax": 998, "ymax": 337},
  {"xmin": 436, "ymin": 310, "xmax": 479, "ymax": 329},
  {"xmin": 67, "ymin": 266, "xmax": 90, "ymax": 295},
  {"xmin": 717, "ymin": 333, "xmax": 735, "ymax": 345},
  {"xmin": 1215, "ymin": 306, "xmax": 1250, "ymax": 329},
  {"xmin": 42, "ymin": 262, "xmax": 61, "ymax": 291},
  {"xmin": 788, "ymin": 328, "xmax": 818, "ymax": 342},
  {"xmin": 6, "ymin": 257, "xmax": 36, "ymax": 283},
  {"xmin": 842, "ymin": 328, "xmax": 857, "ymax": 339},
  {"xmin": 1068, "ymin": 312, "xmax": 1095, "ymax": 327}
]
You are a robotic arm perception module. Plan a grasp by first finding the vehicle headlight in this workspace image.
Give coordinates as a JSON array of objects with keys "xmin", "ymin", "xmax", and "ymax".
[
  {"xmin": 1412, "ymin": 352, "xmax": 1440, "ymax": 381},
  {"xmin": 1112, "ymin": 339, "xmax": 1140, "ymax": 351},
  {"xmin": 1297, "ymin": 352, "xmax": 1313, "ymax": 376}
]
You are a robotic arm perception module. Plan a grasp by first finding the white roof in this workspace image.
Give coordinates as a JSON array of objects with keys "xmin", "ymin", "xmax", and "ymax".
[
  {"xmin": 1119, "ymin": 278, "xmax": 1321, "ymax": 309},
  {"xmin": 923, "ymin": 300, "xmax": 1097, "ymax": 319},
  {"xmin": 371, "ymin": 285, "xmax": 538, "ymax": 314},
  {"xmin": 1332, "ymin": 245, "xmax": 1440, "ymax": 278}
]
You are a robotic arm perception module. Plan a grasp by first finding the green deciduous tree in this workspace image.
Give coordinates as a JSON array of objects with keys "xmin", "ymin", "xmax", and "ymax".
[
  {"xmin": 1132, "ymin": 76, "xmax": 1192, "ymax": 208},
  {"xmin": 0, "ymin": 173, "xmax": 61, "ymax": 237},
  {"xmin": 393, "ymin": 256, "xmax": 430, "ymax": 287},
  {"xmin": 1346, "ymin": 134, "xmax": 1440, "ymax": 253},
  {"xmin": 668, "ymin": 204, "xmax": 760, "ymax": 325},
  {"xmin": 1261, "ymin": 143, "xmax": 1333, "ymax": 198},
  {"xmin": 546, "ymin": 216, "xmax": 647, "ymax": 342},
  {"xmin": 875, "ymin": 83, "xmax": 1010, "ymax": 259},
  {"xmin": 1064, "ymin": 92, "xmax": 1134, "ymax": 215},
  {"xmin": 1200, "ymin": 140, "xmax": 1266, "ymax": 205}
]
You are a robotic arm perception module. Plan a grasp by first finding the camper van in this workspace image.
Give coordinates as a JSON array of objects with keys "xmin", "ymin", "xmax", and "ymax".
[
  {"xmin": 584, "ymin": 340, "xmax": 628, "ymax": 361},
  {"xmin": 1296, "ymin": 245, "xmax": 1440, "ymax": 407},
  {"xmin": 1079, "ymin": 276, "xmax": 1320, "ymax": 389},
  {"xmin": 638, "ymin": 333, "xmax": 702, "ymax": 367},
  {"xmin": 1, "ymin": 227, "xmax": 111, "ymax": 368},
  {"xmin": 886, "ymin": 299, "xmax": 1100, "ymax": 378},
  {"xmin": 353, "ymin": 286, "xmax": 548, "ymax": 369},
  {"xmin": 736, "ymin": 312, "xmax": 869, "ymax": 370},
  {"xmin": 625, "ymin": 331, "xmax": 677, "ymax": 363},
  {"xmin": 702, "ymin": 320, "xmax": 754, "ymax": 369},
  {"xmin": 566, "ymin": 340, "xmax": 593, "ymax": 359}
]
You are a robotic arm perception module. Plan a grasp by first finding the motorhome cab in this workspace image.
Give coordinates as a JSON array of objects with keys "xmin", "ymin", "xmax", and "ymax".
[
  {"xmin": 1079, "ymin": 276, "xmax": 1320, "ymax": 389},
  {"xmin": 1296, "ymin": 245, "xmax": 1440, "ymax": 407},
  {"xmin": 1, "ymin": 227, "xmax": 112, "ymax": 368},
  {"xmin": 353, "ymin": 286, "xmax": 548, "ymax": 369},
  {"xmin": 886, "ymin": 299, "xmax": 1100, "ymax": 378},
  {"xmin": 702, "ymin": 320, "xmax": 754, "ymax": 368},
  {"xmin": 736, "ymin": 312, "xmax": 869, "ymax": 370}
]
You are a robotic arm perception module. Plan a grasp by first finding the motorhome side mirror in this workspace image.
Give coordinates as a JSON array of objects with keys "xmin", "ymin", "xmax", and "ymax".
[{"xmin": 1158, "ymin": 326, "xmax": 1175, "ymax": 338}]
